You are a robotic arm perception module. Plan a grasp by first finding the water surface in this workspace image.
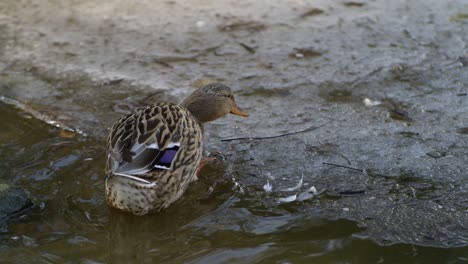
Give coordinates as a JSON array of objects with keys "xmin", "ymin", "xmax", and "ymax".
[{"xmin": 1, "ymin": 102, "xmax": 466, "ymax": 263}]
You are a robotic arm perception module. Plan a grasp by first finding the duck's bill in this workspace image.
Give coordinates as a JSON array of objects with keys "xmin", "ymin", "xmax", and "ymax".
[{"xmin": 230, "ymin": 105, "xmax": 249, "ymax": 117}]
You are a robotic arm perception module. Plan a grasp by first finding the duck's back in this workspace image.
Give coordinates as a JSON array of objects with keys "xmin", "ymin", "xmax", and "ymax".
[{"xmin": 105, "ymin": 102, "xmax": 203, "ymax": 214}]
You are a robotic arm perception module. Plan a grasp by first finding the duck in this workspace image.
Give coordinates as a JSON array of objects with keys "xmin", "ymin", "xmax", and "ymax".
[{"xmin": 105, "ymin": 83, "xmax": 249, "ymax": 215}]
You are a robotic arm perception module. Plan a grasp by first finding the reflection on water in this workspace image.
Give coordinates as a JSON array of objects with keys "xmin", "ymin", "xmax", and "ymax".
[{"xmin": 0, "ymin": 102, "xmax": 466, "ymax": 263}]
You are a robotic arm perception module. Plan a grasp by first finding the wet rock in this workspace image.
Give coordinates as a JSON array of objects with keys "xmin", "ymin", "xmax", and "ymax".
[{"xmin": 0, "ymin": 184, "xmax": 35, "ymax": 230}]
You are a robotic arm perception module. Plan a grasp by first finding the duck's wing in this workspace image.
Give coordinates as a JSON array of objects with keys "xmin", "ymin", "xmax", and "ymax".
[{"xmin": 106, "ymin": 103, "xmax": 185, "ymax": 176}]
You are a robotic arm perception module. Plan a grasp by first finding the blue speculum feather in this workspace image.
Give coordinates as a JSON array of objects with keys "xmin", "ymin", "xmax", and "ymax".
[
  {"xmin": 160, "ymin": 149, "xmax": 178, "ymax": 164},
  {"xmin": 154, "ymin": 146, "xmax": 179, "ymax": 170}
]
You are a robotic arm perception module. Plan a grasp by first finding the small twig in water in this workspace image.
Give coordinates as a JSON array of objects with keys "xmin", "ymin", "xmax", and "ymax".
[
  {"xmin": 337, "ymin": 153, "xmax": 352, "ymax": 165},
  {"xmin": 139, "ymin": 44, "xmax": 223, "ymax": 68},
  {"xmin": 221, "ymin": 123, "xmax": 328, "ymax": 142},
  {"xmin": 322, "ymin": 162, "xmax": 364, "ymax": 172},
  {"xmin": 239, "ymin": 42, "xmax": 256, "ymax": 53},
  {"xmin": 322, "ymin": 162, "xmax": 395, "ymax": 178},
  {"xmin": 235, "ymin": 171, "xmax": 257, "ymax": 177},
  {"xmin": 350, "ymin": 66, "xmax": 384, "ymax": 88}
]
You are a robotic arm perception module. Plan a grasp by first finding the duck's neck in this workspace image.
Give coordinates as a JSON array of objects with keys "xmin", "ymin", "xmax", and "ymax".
[{"xmin": 181, "ymin": 97, "xmax": 219, "ymax": 123}]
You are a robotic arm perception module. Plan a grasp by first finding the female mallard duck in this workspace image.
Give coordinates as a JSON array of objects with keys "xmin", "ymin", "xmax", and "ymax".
[{"xmin": 105, "ymin": 83, "xmax": 248, "ymax": 215}]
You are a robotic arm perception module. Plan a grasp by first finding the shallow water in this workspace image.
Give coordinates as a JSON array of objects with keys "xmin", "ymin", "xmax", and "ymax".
[{"xmin": 1, "ymin": 102, "xmax": 467, "ymax": 263}]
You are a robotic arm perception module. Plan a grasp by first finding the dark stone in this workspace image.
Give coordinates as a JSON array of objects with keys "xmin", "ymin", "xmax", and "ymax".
[{"xmin": 0, "ymin": 184, "xmax": 35, "ymax": 229}]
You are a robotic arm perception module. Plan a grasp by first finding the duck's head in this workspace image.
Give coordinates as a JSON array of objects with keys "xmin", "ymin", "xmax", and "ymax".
[{"xmin": 181, "ymin": 83, "xmax": 249, "ymax": 123}]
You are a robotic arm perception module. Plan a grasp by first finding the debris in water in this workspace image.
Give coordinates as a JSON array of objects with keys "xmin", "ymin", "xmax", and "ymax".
[
  {"xmin": 58, "ymin": 130, "xmax": 76, "ymax": 138},
  {"xmin": 459, "ymin": 54, "xmax": 468, "ymax": 66},
  {"xmin": 140, "ymin": 44, "xmax": 222, "ymax": 67},
  {"xmin": 280, "ymin": 174, "xmax": 303, "ymax": 192},
  {"xmin": 449, "ymin": 13, "xmax": 468, "ymax": 22},
  {"xmin": 389, "ymin": 108, "xmax": 411, "ymax": 122},
  {"xmin": 232, "ymin": 177, "xmax": 245, "ymax": 194},
  {"xmin": 263, "ymin": 180, "xmax": 273, "ymax": 192},
  {"xmin": 294, "ymin": 53, "xmax": 304, "ymax": 58},
  {"xmin": 218, "ymin": 20, "xmax": 266, "ymax": 33},
  {"xmin": 363, "ymin": 98, "xmax": 382, "ymax": 106},
  {"xmin": 300, "ymin": 8, "xmax": 324, "ymax": 18},
  {"xmin": 305, "ymin": 143, "xmax": 351, "ymax": 165},
  {"xmin": 350, "ymin": 67, "xmax": 384, "ymax": 88},
  {"xmin": 221, "ymin": 124, "xmax": 325, "ymax": 142},
  {"xmin": 278, "ymin": 194, "xmax": 297, "ymax": 203},
  {"xmin": 102, "ymin": 78, "xmax": 125, "ymax": 85},
  {"xmin": 196, "ymin": 21, "xmax": 206, "ymax": 28},
  {"xmin": 343, "ymin": 2, "xmax": 365, "ymax": 7},
  {"xmin": 398, "ymin": 131, "xmax": 420, "ymax": 138},
  {"xmin": 308, "ymin": 186, "xmax": 318, "ymax": 195},
  {"xmin": 339, "ymin": 189, "xmax": 365, "ymax": 195},
  {"xmin": 296, "ymin": 191, "xmax": 313, "ymax": 202},
  {"xmin": 279, "ymin": 185, "xmax": 321, "ymax": 203},
  {"xmin": 239, "ymin": 42, "xmax": 256, "ymax": 54},
  {"xmin": 289, "ymin": 47, "xmax": 323, "ymax": 59},
  {"xmin": 456, "ymin": 127, "xmax": 468, "ymax": 134},
  {"xmin": 426, "ymin": 151, "xmax": 447, "ymax": 159},
  {"xmin": 296, "ymin": 186, "xmax": 319, "ymax": 201},
  {"xmin": 264, "ymin": 172, "xmax": 275, "ymax": 181}
]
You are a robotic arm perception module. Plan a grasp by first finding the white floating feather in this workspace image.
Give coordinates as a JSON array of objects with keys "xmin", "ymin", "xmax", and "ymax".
[
  {"xmin": 363, "ymin": 98, "xmax": 382, "ymax": 106},
  {"xmin": 278, "ymin": 194, "xmax": 297, "ymax": 203},
  {"xmin": 280, "ymin": 174, "xmax": 303, "ymax": 192},
  {"xmin": 263, "ymin": 180, "xmax": 273, "ymax": 192},
  {"xmin": 296, "ymin": 192, "xmax": 314, "ymax": 201},
  {"xmin": 307, "ymin": 186, "xmax": 318, "ymax": 195},
  {"xmin": 296, "ymin": 186, "xmax": 321, "ymax": 202}
]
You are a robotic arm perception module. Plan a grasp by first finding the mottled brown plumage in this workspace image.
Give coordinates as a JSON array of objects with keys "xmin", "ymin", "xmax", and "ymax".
[{"xmin": 105, "ymin": 83, "xmax": 248, "ymax": 215}]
